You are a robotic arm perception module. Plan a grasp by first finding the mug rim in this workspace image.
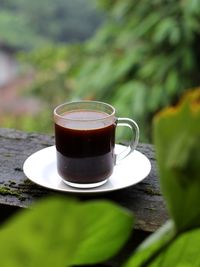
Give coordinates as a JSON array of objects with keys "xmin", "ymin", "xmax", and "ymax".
[{"xmin": 54, "ymin": 100, "xmax": 115, "ymax": 122}]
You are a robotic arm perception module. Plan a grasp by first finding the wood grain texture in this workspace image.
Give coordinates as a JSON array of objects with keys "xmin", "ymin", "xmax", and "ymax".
[{"xmin": 0, "ymin": 128, "xmax": 168, "ymax": 232}]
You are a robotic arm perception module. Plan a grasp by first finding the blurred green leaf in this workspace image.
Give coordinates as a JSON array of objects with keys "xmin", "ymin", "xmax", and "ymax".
[
  {"xmin": 165, "ymin": 71, "xmax": 178, "ymax": 97},
  {"xmin": 111, "ymin": 1, "xmax": 132, "ymax": 19},
  {"xmin": 72, "ymin": 200, "xmax": 134, "ymax": 265},
  {"xmin": 0, "ymin": 197, "xmax": 134, "ymax": 266},
  {"xmin": 125, "ymin": 221, "xmax": 200, "ymax": 267},
  {"xmin": 124, "ymin": 89, "xmax": 200, "ymax": 267},
  {"xmin": 131, "ymin": 81, "xmax": 147, "ymax": 119},
  {"xmin": 147, "ymin": 85, "xmax": 163, "ymax": 113},
  {"xmin": 153, "ymin": 89, "xmax": 200, "ymax": 232},
  {"xmin": 0, "ymin": 197, "xmax": 79, "ymax": 267},
  {"xmin": 153, "ymin": 18, "xmax": 176, "ymax": 44},
  {"xmin": 124, "ymin": 221, "xmax": 175, "ymax": 267}
]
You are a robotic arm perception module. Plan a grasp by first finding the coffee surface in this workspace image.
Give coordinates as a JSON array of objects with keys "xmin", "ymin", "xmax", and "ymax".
[
  {"xmin": 61, "ymin": 109, "xmax": 108, "ymax": 120},
  {"xmin": 57, "ymin": 110, "xmax": 110, "ymax": 130}
]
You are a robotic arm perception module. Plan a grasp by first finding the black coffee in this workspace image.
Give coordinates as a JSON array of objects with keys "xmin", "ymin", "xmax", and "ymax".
[{"xmin": 55, "ymin": 110, "xmax": 116, "ymax": 184}]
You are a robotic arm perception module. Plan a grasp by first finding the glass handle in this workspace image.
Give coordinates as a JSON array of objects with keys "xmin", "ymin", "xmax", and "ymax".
[{"xmin": 115, "ymin": 118, "xmax": 139, "ymax": 164}]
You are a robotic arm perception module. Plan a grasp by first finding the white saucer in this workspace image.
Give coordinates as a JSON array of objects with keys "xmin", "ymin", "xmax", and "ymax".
[{"xmin": 23, "ymin": 145, "xmax": 151, "ymax": 194}]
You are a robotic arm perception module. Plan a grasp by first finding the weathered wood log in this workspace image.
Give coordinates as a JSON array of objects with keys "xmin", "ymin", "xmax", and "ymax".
[{"xmin": 0, "ymin": 127, "xmax": 168, "ymax": 233}]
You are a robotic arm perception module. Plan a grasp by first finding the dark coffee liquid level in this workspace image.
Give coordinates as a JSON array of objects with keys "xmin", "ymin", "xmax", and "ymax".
[{"xmin": 55, "ymin": 110, "xmax": 116, "ymax": 184}]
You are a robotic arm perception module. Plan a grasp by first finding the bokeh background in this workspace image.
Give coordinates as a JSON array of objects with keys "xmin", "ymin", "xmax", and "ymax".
[{"xmin": 0, "ymin": 0, "xmax": 200, "ymax": 142}]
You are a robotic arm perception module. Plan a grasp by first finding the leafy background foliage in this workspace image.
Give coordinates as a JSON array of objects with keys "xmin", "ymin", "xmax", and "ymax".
[{"xmin": 15, "ymin": 0, "xmax": 200, "ymax": 141}]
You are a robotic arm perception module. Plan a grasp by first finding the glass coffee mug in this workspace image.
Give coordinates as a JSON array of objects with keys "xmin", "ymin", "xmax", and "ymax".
[{"xmin": 54, "ymin": 101, "xmax": 139, "ymax": 188}]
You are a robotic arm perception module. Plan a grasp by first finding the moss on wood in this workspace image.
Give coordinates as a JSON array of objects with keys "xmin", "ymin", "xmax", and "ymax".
[{"xmin": 0, "ymin": 186, "xmax": 20, "ymax": 197}]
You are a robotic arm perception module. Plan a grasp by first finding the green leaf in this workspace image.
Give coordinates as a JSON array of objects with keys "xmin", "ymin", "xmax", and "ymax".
[
  {"xmin": 73, "ymin": 200, "xmax": 134, "ymax": 265},
  {"xmin": 0, "ymin": 197, "xmax": 79, "ymax": 267},
  {"xmin": 133, "ymin": 12, "xmax": 161, "ymax": 38},
  {"xmin": 181, "ymin": 0, "xmax": 200, "ymax": 16},
  {"xmin": 165, "ymin": 70, "xmax": 178, "ymax": 97},
  {"xmin": 148, "ymin": 85, "xmax": 163, "ymax": 112},
  {"xmin": 153, "ymin": 89, "xmax": 200, "ymax": 232},
  {"xmin": 114, "ymin": 50, "xmax": 139, "ymax": 80},
  {"xmin": 153, "ymin": 18, "xmax": 176, "ymax": 44},
  {"xmin": 124, "ymin": 220, "xmax": 176, "ymax": 267},
  {"xmin": 150, "ymin": 227, "xmax": 200, "ymax": 267},
  {"xmin": 0, "ymin": 196, "xmax": 134, "ymax": 266},
  {"xmin": 125, "ymin": 222, "xmax": 200, "ymax": 267},
  {"xmin": 131, "ymin": 81, "xmax": 147, "ymax": 119},
  {"xmin": 169, "ymin": 26, "xmax": 181, "ymax": 45},
  {"xmin": 111, "ymin": 1, "xmax": 132, "ymax": 19}
]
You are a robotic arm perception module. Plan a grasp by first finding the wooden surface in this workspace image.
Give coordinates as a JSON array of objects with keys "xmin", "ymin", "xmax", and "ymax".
[{"xmin": 0, "ymin": 128, "xmax": 168, "ymax": 233}]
